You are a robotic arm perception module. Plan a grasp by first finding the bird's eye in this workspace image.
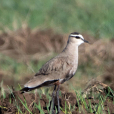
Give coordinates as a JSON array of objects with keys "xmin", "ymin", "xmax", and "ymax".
[{"xmin": 75, "ymin": 36, "xmax": 80, "ymax": 39}]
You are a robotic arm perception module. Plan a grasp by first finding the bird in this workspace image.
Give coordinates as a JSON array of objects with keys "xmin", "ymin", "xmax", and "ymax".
[{"xmin": 20, "ymin": 32, "xmax": 89, "ymax": 114}]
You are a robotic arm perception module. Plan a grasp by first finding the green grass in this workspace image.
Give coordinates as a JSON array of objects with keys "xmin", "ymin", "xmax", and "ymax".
[
  {"xmin": 75, "ymin": 88, "xmax": 114, "ymax": 114},
  {"xmin": 0, "ymin": 0, "xmax": 114, "ymax": 39},
  {"xmin": 0, "ymin": 85, "xmax": 113, "ymax": 114}
]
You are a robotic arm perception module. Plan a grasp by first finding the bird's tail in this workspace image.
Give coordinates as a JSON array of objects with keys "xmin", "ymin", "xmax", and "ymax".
[
  {"xmin": 20, "ymin": 84, "xmax": 44, "ymax": 94},
  {"xmin": 20, "ymin": 79, "xmax": 58, "ymax": 94},
  {"xmin": 20, "ymin": 87, "xmax": 33, "ymax": 93}
]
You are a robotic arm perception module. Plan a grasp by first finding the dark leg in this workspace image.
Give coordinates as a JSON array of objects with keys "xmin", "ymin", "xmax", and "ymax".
[
  {"xmin": 56, "ymin": 85, "xmax": 60, "ymax": 113},
  {"xmin": 50, "ymin": 85, "xmax": 56, "ymax": 114}
]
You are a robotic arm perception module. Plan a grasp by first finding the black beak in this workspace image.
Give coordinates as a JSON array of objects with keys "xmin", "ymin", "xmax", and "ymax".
[
  {"xmin": 83, "ymin": 39, "xmax": 89, "ymax": 43},
  {"xmin": 81, "ymin": 38, "xmax": 89, "ymax": 43}
]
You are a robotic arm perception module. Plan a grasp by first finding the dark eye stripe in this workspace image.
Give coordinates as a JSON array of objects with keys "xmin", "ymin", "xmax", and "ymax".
[{"xmin": 75, "ymin": 36, "xmax": 80, "ymax": 39}]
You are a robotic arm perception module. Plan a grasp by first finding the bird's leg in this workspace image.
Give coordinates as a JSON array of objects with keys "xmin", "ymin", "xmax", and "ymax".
[
  {"xmin": 50, "ymin": 85, "xmax": 56, "ymax": 114},
  {"xmin": 56, "ymin": 85, "xmax": 60, "ymax": 114}
]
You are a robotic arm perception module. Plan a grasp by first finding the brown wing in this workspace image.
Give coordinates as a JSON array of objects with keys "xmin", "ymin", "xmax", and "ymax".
[
  {"xmin": 22, "ymin": 56, "xmax": 75, "ymax": 90},
  {"xmin": 35, "ymin": 56, "xmax": 71, "ymax": 77}
]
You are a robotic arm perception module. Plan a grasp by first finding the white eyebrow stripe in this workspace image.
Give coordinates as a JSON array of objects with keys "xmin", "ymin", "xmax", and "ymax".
[
  {"xmin": 70, "ymin": 34, "xmax": 84, "ymax": 39},
  {"xmin": 70, "ymin": 34, "xmax": 78, "ymax": 37}
]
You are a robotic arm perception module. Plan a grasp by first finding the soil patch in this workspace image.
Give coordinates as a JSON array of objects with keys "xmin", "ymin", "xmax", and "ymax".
[{"xmin": 0, "ymin": 81, "xmax": 114, "ymax": 114}]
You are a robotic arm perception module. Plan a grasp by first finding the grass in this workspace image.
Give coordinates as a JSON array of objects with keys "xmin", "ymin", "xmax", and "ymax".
[
  {"xmin": 0, "ymin": 1, "xmax": 113, "ymax": 113},
  {"xmin": 75, "ymin": 89, "xmax": 114, "ymax": 114},
  {"xmin": 0, "ymin": 0, "xmax": 114, "ymax": 39},
  {"xmin": 0, "ymin": 85, "xmax": 113, "ymax": 114}
]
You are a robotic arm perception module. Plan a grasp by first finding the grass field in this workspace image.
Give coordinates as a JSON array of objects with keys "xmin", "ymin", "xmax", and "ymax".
[
  {"xmin": 0, "ymin": 0, "xmax": 114, "ymax": 113},
  {"xmin": 0, "ymin": 30, "xmax": 114, "ymax": 113},
  {"xmin": 0, "ymin": 84, "xmax": 114, "ymax": 114},
  {"xmin": 0, "ymin": 0, "xmax": 114, "ymax": 38}
]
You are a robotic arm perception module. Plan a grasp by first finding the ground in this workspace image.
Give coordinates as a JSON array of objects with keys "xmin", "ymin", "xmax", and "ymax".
[{"xmin": 0, "ymin": 28, "xmax": 114, "ymax": 113}]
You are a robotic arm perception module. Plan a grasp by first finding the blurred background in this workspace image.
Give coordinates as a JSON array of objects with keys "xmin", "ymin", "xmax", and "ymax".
[{"xmin": 0, "ymin": 0, "xmax": 114, "ymax": 92}]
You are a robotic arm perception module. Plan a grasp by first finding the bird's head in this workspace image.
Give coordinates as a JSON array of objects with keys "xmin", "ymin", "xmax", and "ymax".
[{"xmin": 68, "ymin": 32, "xmax": 89, "ymax": 46}]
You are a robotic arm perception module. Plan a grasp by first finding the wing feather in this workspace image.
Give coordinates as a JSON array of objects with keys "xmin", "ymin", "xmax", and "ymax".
[{"xmin": 35, "ymin": 56, "xmax": 71, "ymax": 77}]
